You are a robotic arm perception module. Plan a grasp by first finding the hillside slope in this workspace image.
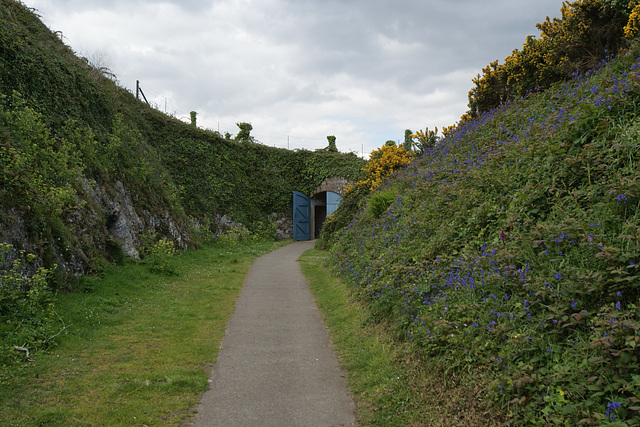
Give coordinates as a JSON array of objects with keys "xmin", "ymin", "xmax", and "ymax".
[
  {"xmin": 0, "ymin": 0, "xmax": 364, "ymax": 284},
  {"xmin": 326, "ymin": 41, "xmax": 640, "ymax": 423}
]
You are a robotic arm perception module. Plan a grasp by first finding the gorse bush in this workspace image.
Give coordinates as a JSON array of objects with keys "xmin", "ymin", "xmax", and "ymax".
[
  {"xmin": 467, "ymin": 0, "xmax": 636, "ymax": 118},
  {"xmin": 326, "ymin": 39, "xmax": 640, "ymax": 424},
  {"xmin": 356, "ymin": 143, "xmax": 412, "ymax": 191}
]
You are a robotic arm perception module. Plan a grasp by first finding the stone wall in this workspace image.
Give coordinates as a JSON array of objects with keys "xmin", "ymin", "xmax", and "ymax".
[{"xmin": 314, "ymin": 177, "xmax": 352, "ymax": 196}]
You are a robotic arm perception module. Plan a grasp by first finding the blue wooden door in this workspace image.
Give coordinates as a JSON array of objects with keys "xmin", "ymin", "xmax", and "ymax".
[
  {"xmin": 293, "ymin": 191, "xmax": 310, "ymax": 241},
  {"xmin": 326, "ymin": 191, "xmax": 342, "ymax": 216}
]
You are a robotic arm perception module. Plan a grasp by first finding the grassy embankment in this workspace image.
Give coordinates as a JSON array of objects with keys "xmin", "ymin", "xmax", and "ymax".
[
  {"xmin": 301, "ymin": 249, "xmax": 502, "ymax": 426},
  {"xmin": 320, "ymin": 41, "xmax": 640, "ymax": 424},
  {"xmin": 0, "ymin": 239, "xmax": 285, "ymax": 426}
]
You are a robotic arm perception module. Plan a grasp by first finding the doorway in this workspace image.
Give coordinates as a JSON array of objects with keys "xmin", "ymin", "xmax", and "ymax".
[{"xmin": 293, "ymin": 191, "xmax": 342, "ymax": 241}]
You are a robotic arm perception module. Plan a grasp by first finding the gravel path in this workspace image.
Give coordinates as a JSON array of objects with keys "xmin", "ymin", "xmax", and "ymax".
[{"xmin": 190, "ymin": 241, "xmax": 356, "ymax": 427}]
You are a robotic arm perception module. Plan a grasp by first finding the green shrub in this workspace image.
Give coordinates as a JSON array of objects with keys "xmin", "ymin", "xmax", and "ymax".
[
  {"xmin": 368, "ymin": 189, "xmax": 396, "ymax": 219},
  {"xmin": 317, "ymin": 184, "xmax": 369, "ymax": 249},
  {"xmin": 141, "ymin": 232, "xmax": 177, "ymax": 275},
  {"xmin": 0, "ymin": 92, "xmax": 80, "ymax": 216},
  {"xmin": 251, "ymin": 217, "xmax": 277, "ymax": 241},
  {"xmin": 0, "ymin": 243, "xmax": 58, "ymax": 366},
  {"xmin": 217, "ymin": 226, "xmax": 253, "ymax": 246}
]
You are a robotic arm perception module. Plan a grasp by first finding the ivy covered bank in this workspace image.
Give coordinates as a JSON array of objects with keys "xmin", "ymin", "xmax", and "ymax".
[{"xmin": 0, "ymin": 0, "xmax": 365, "ymax": 284}]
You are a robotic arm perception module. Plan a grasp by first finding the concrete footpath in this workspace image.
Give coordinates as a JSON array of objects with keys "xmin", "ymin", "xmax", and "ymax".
[{"xmin": 191, "ymin": 241, "xmax": 357, "ymax": 427}]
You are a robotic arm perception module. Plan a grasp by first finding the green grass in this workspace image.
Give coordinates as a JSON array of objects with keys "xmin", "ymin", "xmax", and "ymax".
[
  {"xmin": 0, "ymin": 239, "xmax": 287, "ymax": 426},
  {"xmin": 299, "ymin": 248, "xmax": 504, "ymax": 426}
]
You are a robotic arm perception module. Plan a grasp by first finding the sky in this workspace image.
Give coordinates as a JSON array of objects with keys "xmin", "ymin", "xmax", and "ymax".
[{"xmin": 23, "ymin": 0, "xmax": 563, "ymax": 157}]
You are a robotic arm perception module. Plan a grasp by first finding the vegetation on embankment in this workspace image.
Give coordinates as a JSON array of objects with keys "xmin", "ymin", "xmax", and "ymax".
[
  {"xmin": 301, "ymin": 249, "xmax": 504, "ymax": 426},
  {"xmin": 0, "ymin": 0, "xmax": 364, "ymax": 378},
  {"xmin": 321, "ymin": 19, "xmax": 640, "ymax": 427},
  {"xmin": 0, "ymin": 238, "xmax": 286, "ymax": 426},
  {"xmin": 0, "ymin": 0, "xmax": 365, "ymax": 282}
]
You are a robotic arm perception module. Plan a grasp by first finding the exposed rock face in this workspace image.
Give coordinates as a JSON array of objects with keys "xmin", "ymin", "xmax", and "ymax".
[
  {"xmin": 88, "ymin": 180, "xmax": 191, "ymax": 259},
  {"xmin": 213, "ymin": 214, "xmax": 245, "ymax": 237},
  {"xmin": 105, "ymin": 181, "xmax": 143, "ymax": 259},
  {"xmin": 1, "ymin": 175, "xmax": 295, "ymax": 284},
  {"xmin": 0, "ymin": 178, "xmax": 194, "ymax": 283},
  {"xmin": 272, "ymin": 213, "xmax": 292, "ymax": 240},
  {"xmin": 0, "ymin": 209, "xmax": 34, "ymax": 272},
  {"xmin": 0, "ymin": 209, "xmax": 30, "ymax": 253}
]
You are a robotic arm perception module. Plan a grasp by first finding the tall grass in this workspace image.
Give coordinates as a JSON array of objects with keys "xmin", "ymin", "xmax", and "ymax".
[{"xmin": 0, "ymin": 240, "xmax": 285, "ymax": 426}]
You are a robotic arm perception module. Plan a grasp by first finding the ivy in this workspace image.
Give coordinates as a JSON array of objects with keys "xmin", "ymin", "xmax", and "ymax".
[{"xmin": 0, "ymin": 0, "xmax": 367, "ymax": 287}]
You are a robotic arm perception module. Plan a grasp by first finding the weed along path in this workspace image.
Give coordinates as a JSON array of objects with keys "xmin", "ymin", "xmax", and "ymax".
[{"xmin": 190, "ymin": 241, "xmax": 356, "ymax": 427}]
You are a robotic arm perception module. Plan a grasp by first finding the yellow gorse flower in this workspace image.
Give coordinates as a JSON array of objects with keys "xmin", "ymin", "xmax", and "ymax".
[
  {"xmin": 625, "ymin": 3, "xmax": 640, "ymax": 39},
  {"xmin": 356, "ymin": 144, "xmax": 412, "ymax": 190}
]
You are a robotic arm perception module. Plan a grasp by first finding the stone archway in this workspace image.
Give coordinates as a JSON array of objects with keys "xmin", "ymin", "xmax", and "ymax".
[
  {"xmin": 292, "ymin": 177, "xmax": 354, "ymax": 241},
  {"xmin": 309, "ymin": 177, "xmax": 352, "ymax": 239},
  {"xmin": 314, "ymin": 177, "xmax": 352, "ymax": 197}
]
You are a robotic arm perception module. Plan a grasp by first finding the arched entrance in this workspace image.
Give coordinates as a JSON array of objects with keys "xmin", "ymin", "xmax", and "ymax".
[
  {"xmin": 293, "ymin": 177, "xmax": 350, "ymax": 241},
  {"xmin": 311, "ymin": 191, "xmax": 341, "ymax": 239}
]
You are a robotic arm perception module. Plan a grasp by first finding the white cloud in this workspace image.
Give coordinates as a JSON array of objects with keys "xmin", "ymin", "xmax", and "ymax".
[{"xmin": 25, "ymin": 0, "xmax": 563, "ymax": 157}]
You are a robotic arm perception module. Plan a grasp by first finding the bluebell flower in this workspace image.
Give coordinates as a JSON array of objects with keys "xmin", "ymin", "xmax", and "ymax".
[{"xmin": 606, "ymin": 402, "xmax": 622, "ymax": 421}]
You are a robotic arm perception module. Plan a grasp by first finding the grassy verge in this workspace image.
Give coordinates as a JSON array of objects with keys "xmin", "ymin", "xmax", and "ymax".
[
  {"xmin": 299, "ymin": 248, "xmax": 504, "ymax": 427},
  {"xmin": 0, "ymin": 239, "xmax": 287, "ymax": 426}
]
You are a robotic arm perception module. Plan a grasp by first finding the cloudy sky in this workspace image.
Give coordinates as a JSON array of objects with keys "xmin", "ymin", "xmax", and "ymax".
[{"xmin": 24, "ymin": 0, "xmax": 562, "ymax": 157}]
